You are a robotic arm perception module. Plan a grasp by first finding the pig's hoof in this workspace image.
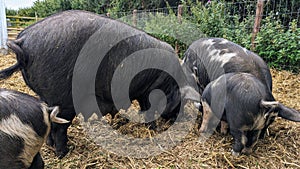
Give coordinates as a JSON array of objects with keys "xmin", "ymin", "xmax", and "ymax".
[
  {"xmin": 231, "ymin": 149, "xmax": 240, "ymax": 156},
  {"xmin": 199, "ymin": 128, "xmax": 208, "ymax": 133},
  {"xmin": 194, "ymin": 102, "xmax": 201, "ymax": 109},
  {"xmin": 56, "ymin": 148, "xmax": 69, "ymax": 159},
  {"xmin": 220, "ymin": 129, "xmax": 228, "ymax": 135},
  {"xmin": 199, "ymin": 129, "xmax": 205, "ymax": 133},
  {"xmin": 46, "ymin": 137, "xmax": 54, "ymax": 147},
  {"xmin": 242, "ymin": 147, "xmax": 252, "ymax": 155}
]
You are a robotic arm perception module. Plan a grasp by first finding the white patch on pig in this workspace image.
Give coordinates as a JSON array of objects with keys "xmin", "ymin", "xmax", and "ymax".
[
  {"xmin": 218, "ymin": 52, "xmax": 236, "ymax": 67},
  {"xmin": 231, "ymin": 149, "xmax": 240, "ymax": 156},
  {"xmin": 0, "ymin": 114, "xmax": 47, "ymax": 168},
  {"xmin": 192, "ymin": 60, "xmax": 197, "ymax": 66},
  {"xmin": 220, "ymin": 121, "xmax": 228, "ymax": 134},
  {"xmin": 219, "ymin": 39, "xmax": 230, "ymax": 44},
  {"xmin": 0, "ymin": 90, "xmax": 17, "ymax": 100},
  {"xmin": 211, "ymin": 77, "xmax": 220, "ymax": 89},
  {"xmin": 194, "ymin": 102, "xmax": 201, "ymax": 109},
  {"xmin": 265, "ymin": 112, "xmax": 278, "ymax": 126},
  {"xmin": 199, "ymin": 100, "xmax": 213, "ymax": 133},
  {"xmin": 191, "ymin": 73, "xmax": 199, "ymax": 84},
  {"xmin": 261, "ymin": 100, "xmax": 279, "ymax": 108},
  {"xmin": 242, "ymin": 47, "xmax": 249, "ymax": 55},
  {"xmin": 200, "ymin": 39, "xmax": 215, "ymax": 49},
  {"xmin": 241, "ymin": 134, "xmax": 247, "ymax": 146},
  {"xmin": 241, "ymin": 113, "xmax": 269, "ymax": 131},
  {"xmin": 209, "ymin": 49, "xmax": 236, "ymax": 67},
  {"xmin": 179, "ymin": 58, "xmax": 184, "ymax": 65},
  {"xmin": 220, "ymin": 49, "xmax": 230, "ymax": 54},
  {"xmin": 211, "ymin": 74, "xmax": 226, "ymax": 89},
  {"xmin": 254, "ymin": 114, "xmax": 267, "ymax": 130},
  {"xmin": 192, "ymin": 66, "xmax": 198, "ymax": 73},
  {"xmin": 41, "ymin": 103, "xmax": 51, "ymax": 139},
  {"xmin": 49, "ymin": 106, "xmax": 70, "ymax": 124}
]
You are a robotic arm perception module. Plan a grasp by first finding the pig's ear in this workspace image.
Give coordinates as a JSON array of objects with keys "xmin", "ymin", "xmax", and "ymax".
[
  {"xmin": 181, "ymin": 63, "xmax": 199, "ymax": 90},
  {"xmin": 260, "ymin": 100, "xmax": 279, "ymax": 118},
  {"xmin": 260, "ymin": 100, "xmax": 279, "ymax": 109},
  {"xmin": 261, "ymin": 100, "xmax": 300, "ymax": 122},
  {"xmin": 49, "ymin": 106, "xmax": 70, "ymax": 124},
  {"xmin": 180, "ymin": 85, "xmax": 201, "ymax": 102},
  {"xmin": 277, "ymin": 103, "xmax": 300, "ymax": 122}
]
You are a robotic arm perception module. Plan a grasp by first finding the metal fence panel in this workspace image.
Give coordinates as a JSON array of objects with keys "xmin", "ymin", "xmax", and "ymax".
[{"xmin": 0, "ymin": 0, "xmax": 8, "ymax": 53}]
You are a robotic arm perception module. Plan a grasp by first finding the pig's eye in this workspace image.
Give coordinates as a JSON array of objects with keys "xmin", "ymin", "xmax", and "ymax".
[{"xmin": 192, "ymin": 66, "xmax": 198, "ymax": 76}]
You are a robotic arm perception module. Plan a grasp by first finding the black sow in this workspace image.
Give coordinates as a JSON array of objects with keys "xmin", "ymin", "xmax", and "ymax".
[{"xmin": 0, "ymin": 10, "xmax": 199, "ymax": 158}]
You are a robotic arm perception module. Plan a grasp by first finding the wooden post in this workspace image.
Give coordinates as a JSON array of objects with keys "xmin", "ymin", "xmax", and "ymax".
[
  {"xmin": 132, "ymin": 9, "xmax": 137, "ymax": 27},
  {"xmin": 175, "ymin": 5, "xmax": 183, "ymax": 54},
  {"xmin": 251, "ymin": 0, "xmax": 264, "ymax": 50},
  {"xmin": 35, "ymin": 12, "xmax": 38, "ymax": 22},
  {"xmin": 16, "ymin": 18, "xmax": 20, "ymax": 28},
  {"xmin": 178, "ymin": 5, "xmax": 183, "ymax": 24}
]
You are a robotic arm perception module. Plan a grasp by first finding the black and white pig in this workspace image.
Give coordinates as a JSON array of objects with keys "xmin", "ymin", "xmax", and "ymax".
[
  {"xmin": 182, "ymin": 37, "xmax": 272, "ymax": 94},
  {"xmin": 0, "ymin": 88, "xmax": 68, "ymax": 169},
  {"xmin": 0, "ymin": 10, "xmax": 199, "ymax": 158},
  {"xmin": 200, "ymin": 73, "xmax": 300, "ymax": 155},
  {"xmin": 181, "ymin": 38, "xmax": 275, "ymax": 138}
]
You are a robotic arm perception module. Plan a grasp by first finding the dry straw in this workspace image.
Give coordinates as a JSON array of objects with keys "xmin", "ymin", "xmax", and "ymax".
[{"xmin": 0, "ymin": 53, "xmax": 299, "ymax": 169}]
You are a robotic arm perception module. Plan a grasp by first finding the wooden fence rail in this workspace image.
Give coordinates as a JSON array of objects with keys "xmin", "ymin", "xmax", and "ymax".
[
  {"xmin": 7, "ymin": 27, "xmax": 24, "ymax": 40},
  {"xmin": 6, "ymin": 15, "xmax": 43, "ymax": 40}
]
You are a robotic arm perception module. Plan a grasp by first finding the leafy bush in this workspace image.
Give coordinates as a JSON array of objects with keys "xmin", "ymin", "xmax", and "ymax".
[
  {"xmin": 222, "ymin": 15, "xmax": 253, "ymax": 49},
  {"xmin": 115, "ymin": 8, "xmax": 205, "ymax": 58},
  {"xmin": 121, "ymin": 1, "xmax": 299, "ymax": 71},
  {"xmin": 254, "ymin": 18, "xmax": 300, "ymax": 72},
  {"xmin": 6, "ymin": 0, "xmax": 299, "ymax": 71},
  {"xmin": 186, "ymin": 0, "xmax": 228, "ymax": 38},
  {"xmin": 142, "ymin": 12, "xmax": 205, "ymax": 58}
]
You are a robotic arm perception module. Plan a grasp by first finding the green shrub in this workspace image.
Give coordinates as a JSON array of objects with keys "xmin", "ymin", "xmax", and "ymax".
[
  {"xmin": 222, "ymin": 15, "xmax": 253, "ymax": 49},
  {"xmin": 142, "ymin": 12, "xmax": 205, "ymax": 58},
  {"xmin": 186, "ymin": 0, "xmax": 228, "ymax": 38},
  {"xmin": 254, "ymin": 18, "xmax": 300, "ymax": 72},
  {"xmin": 109, "ymin": 1, "xmax": 300, "ymax": 72},
  {"xmin": 115, "ymin": 8, "xmax": 205, "ymax": 58}
]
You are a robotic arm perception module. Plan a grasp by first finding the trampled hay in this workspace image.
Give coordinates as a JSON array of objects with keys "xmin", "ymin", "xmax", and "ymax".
[{"xmin": 0, "ymin": 53, "xmax": 299, "ymax": 168}]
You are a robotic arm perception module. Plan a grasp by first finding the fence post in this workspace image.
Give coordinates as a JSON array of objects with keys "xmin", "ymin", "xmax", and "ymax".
[
  {"xmin": 35, "ymin": 12, "xmax": 38, "ymax": 22},
  {"xmin": 251, "ymin": 0, "xmax": 264, "ymax": 50},
  {"xmin": 178, "ymin": 5, "xmax": 183, "ymax": 24},
  {"xmin": 0, "ymin": 0, "xmax": 8, "ymax": 54},
  {"xmin": 175, "ymin": 5, "xmax": 183, "ymax": 54},
  {"xmin": 132, "ymin": 9, "xmax": 137, "ymax": 27}
]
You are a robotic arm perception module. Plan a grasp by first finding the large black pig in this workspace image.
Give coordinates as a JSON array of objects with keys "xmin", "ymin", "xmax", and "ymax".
[
  {"xmin": 0, "ymin": 10, "xmax": 199, "ymax": 158},
  {"xmin": 200, "ymin": 73, "xmax": 300, "ymax": 155}
]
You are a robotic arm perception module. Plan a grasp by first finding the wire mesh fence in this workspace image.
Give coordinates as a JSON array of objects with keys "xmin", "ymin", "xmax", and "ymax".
[
  {"xmin": 109, "ymin": 0, "xmax": 300, "ymax": 29},
  {"xmin": 106, "ymin": 0, "xmax": 299, "ymax": 72},
  {"xmin": 4, "ymin": 0, "xmax": 300, "ymax": 71}
]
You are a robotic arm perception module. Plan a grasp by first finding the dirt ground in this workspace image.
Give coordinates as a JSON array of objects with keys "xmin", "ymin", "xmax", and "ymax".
[{"xmin": 0, "ymin": 53, "xmax": 299, "ymax": 169}]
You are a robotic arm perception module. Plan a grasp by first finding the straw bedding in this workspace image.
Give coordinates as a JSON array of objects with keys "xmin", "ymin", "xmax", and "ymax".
[{"xmin": 0, "ymin": 53, "xmax": 299, "ymax": 169}]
